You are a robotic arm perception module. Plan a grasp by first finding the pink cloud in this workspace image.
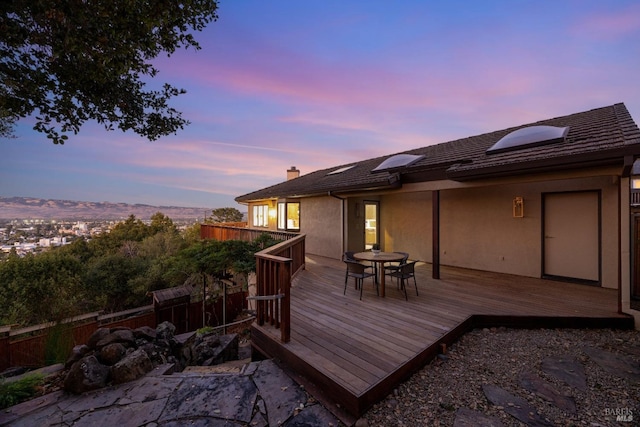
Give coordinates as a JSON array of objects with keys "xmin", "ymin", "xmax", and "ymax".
[{"xmin": 572, "ymin": 4, "xmax": 640, "ymax": 40}]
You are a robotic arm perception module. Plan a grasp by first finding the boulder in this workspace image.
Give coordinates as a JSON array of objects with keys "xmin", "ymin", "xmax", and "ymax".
[
  {"xmin": 99, "ymin": 343, "xmax": 127, "ymax": 366},
  {"xmin": 134, "ymin": 325, "xmax": 157, "ymax": 341},
  {"xmin": 192, "ymin": 333, "xmax": 238, "ymax": 366},
  {"xmin": 64, "ymin": 355, "xmax": 110, "ymax": 394},
  {"xmin": 156, "ymin": 321, "xmax": 176, "ymax": 341},
  {"xmin": 87, "ymin": 328, "xmax": 110, "ymax": 350},
  {"xmin": 95, "ymin": 329, "xmax": 136, "ymax": 349},
  {"xmin": 65, "ymin": 344, "xmax": 91, "ymax": 369},
  {"xmin": 111, "ymin": 348, "xmax": 153, "ymax": 384}
]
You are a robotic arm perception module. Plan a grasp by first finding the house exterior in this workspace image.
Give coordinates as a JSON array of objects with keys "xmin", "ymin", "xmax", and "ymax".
[{"xmin": 236, "ymin": 103, "xmax": 640, "ymax": 325}]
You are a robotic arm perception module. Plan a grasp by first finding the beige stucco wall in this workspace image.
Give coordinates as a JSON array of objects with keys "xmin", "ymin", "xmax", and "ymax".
[
  {"xmin": 378, "ymin": 175, "xmax": 620, "ymax": 289},
  {"xmin": 379, "ymin": 192, "xmax": 432, "ymax": 262},
  {"xmin": 300, "ymin": 196, "xmax": 343, "ymax": 258}
]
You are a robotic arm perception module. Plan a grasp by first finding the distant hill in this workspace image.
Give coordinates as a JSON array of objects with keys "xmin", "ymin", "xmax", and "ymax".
[{"xmin": 0, "ymin": 196, "xmax": 211, "ymax": 220}]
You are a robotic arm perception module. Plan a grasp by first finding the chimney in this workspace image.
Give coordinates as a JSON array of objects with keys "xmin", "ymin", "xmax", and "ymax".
[{"xmin": 287, "ymin": 166, "xmax": 300, "ymax": 180}]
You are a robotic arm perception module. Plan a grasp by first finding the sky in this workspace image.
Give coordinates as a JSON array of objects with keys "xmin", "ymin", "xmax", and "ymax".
[{"xmin": 2, "ymin": 0, "xmax": 640, "ymax": 211}]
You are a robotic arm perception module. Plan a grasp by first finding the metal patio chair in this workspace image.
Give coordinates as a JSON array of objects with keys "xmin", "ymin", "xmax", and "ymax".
[{"xmin": 344, "ymin": 260, "xmax": 378, "ymax": 300}]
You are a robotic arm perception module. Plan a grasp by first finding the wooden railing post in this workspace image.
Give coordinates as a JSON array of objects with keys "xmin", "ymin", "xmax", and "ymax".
[{"xmin": 253, "ymin": 234, "xmax": 305, "ymax": 343}]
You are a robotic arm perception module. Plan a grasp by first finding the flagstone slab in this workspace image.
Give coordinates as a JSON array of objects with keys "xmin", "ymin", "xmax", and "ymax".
[
  {"xmin": 540, "ymin": 355, "xmax": 587, "ymax": 391},
  {"xmin": 519, "ymin": 371, "xmax": 576, "ymax": 413},
  {"xmin": 482, "ymin": 384, "xmax": 554, "ymax": 427},
  {"xmin": 252, "ymin": 359, "xmax": 308, "ymax": 426},
  {"xmin": 159, "ymin": 375, "xmax": 257, "ymax": 423},
  {"xmin": 582, "ymin": 346, "xmax": 640, "ymax": 382},
  {"xmin": 453, "ymin": 407, "xmax": 506, "ymax": 427}
]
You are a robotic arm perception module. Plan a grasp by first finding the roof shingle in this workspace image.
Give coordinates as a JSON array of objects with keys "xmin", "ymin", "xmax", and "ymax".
[{"xmin": 236, "ymin": 103, "xmax": 640, "ymax": 202}]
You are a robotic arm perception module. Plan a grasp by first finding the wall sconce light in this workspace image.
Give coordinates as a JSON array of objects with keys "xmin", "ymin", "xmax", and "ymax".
[
  {"xmin": 513, "ymin": 197, "xmax": 524, "ymax": 218},
  {"xmin": 268, "ymin": 208, "xmax": 277, "ymax": 219}
]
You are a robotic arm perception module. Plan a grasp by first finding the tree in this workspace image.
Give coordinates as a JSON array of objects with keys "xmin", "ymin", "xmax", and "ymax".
[
  {"xmin": 0, "ymin": 0, "xmax": 218, "ymax": 143},
  {"xmin": 208, "ymin": 207, "xmax": 244, "ymax": 223}
]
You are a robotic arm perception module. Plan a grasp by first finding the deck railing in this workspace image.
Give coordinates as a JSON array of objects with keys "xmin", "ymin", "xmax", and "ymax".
[
  {"xmin": 200, "ymin": 223, "xmax": 298, "ymax": 242},
  {"xmin": 254, "ymin": 234, "xmax": 306, "ymax": 343}
]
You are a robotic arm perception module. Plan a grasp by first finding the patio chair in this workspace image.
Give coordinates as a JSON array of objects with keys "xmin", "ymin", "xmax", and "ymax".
[
  {"xmin": 344, "ymin": 260, "xmax": 378, "ymax": 300},
  {"xmin": 389, "ymin": 261, "xmax": 418, "ymax": 300},
  {"xmin": 383, "ymin": 252, "xmax": 409, "ymax": 284},
  {"xmin": 343, "ymin": 251, "xmax": 374, "ymax": 285}
]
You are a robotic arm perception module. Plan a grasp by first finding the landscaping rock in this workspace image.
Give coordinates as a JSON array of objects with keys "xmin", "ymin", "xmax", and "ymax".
[
  {"xmin": 95, "ymin": 329, "xmax": 136, "ymax": 349},
  {"xmin": 133, "ymin": 325, "xmax": 157, "ymax": 341},
  {"xmin": 519, "ymin": 370, "xmax": 576, "ymax": 413},
  {"xmin": 540, "ymin": 355, "xmax": 587, "ymax": 391},
  {"xmin": 453, "ymin": 407, "xmax": 505, "ymax": 427},
  {"xmin": 86, "ymin": 327, "xmax": 110, "ymax": 349},
  {"xmin": 156, "ymin": 321, "xmax": 176, "ymax": 341},
  {"xmin": 111, "ymin": 348, "xmax": 153, "ymax": 385},
  {"xmin": 99, "ymin": 343, "xmax": 127, "ymax": 366},
  {"xmin": 64, "ymin": 344, "xmax": 91, "ymax": 369},
  {"xmin": 582, "ymin": 346, "xmax": 640, "ymax": 382},
  {"xmin": 482, "ymin": 383, "xmax": 553, "ymax": 427},
  {"xmin": 64, "ymin": 355, "xmax": 110, "ymax": 394},
  {"xmin": 192, "ymin": 332, "xmax": 238, "ymax": 366}
]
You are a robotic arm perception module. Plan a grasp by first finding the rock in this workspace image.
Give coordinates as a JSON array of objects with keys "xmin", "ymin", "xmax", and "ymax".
[
  {"xmin": 86, "ymin": 328, "xmax": 110, "ymax": 350},
  {"xmin": 454, "ymin": 407, "xmax": 505, "ymax": 427},
  {"xmin": 582, "ymin": 346, "xmax": 640, "ymax": 382},
  {"xmin": 192, "ymin": 333, "xmax": 239, "ymax": 366},
  {"xmin": 519, "ymin": 371, "xmax": 576, "ymax": 413},
  {"xmin": 0, "ymin": 366, "xmax": 27, "ymax": 379},
  {"xmin": 99, "ymin": 343, "xmax": 127, "ymax": 366},
  {"xmin": 156, "ymin": 321, "xmax": 176, "ymax": 341},
  {"xmin": 134, "ymin": 325, "xmax": 157, "ymax": 341},
  {"xmin": 540, "ymin": 355, "xmax": 587, "ymax": 391},
  {"xmin": 482, "ymin": 384, "xmax": 553, "ymax": 427},
  {"xmin": 95, "ymin": 329, "xmax": 136, "ymax": 349},
  {"xmin": 65, "ymin": 344, "xmax": 91, "ymax": 369},
  {"xmin": 64, "ymin": 355, "xmax": 110, "ymax": 394},
  {"xmin": 111, "ymin": 348, "xmax": 153, "ymax": 385}
]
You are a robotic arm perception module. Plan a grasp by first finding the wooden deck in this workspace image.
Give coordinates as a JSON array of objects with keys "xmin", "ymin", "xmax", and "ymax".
[{"xmin": 250, "ymin": 254, "xmax": 633, "ymax": 423}]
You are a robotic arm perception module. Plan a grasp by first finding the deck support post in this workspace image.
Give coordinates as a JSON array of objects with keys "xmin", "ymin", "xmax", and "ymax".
[{"xmin": 432, "ymin": 190, "xmax": 440, "ymax": 279}]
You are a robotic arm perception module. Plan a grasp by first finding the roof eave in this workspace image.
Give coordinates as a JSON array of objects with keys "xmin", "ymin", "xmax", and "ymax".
[
  {"xmin": 235, "ymin": 174, "xmax": 401, "ymax": 203},
  {"xmin": 447, "ymin": 148, "xmax": 640, "ymax": 182}
]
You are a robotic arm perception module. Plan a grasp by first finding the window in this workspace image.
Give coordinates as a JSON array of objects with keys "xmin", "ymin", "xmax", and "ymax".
[
  {"xmin": 278, "ymin": 201, "xmax": 300, "ymax": 231},
  {"xmin": 252, "ymin": 205, "xmax": 269, "ymax": 227}
]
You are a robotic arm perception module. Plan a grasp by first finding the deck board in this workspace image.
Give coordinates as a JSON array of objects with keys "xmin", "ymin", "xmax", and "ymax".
[{"xmin": 251, "ymin": 254, "xmax": 632, "ymax": 421}]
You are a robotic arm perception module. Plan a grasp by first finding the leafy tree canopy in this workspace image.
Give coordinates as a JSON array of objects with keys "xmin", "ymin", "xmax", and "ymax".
[
  {"xmin": 208, "ymin": 207, "xmax": 244, "ymax": 223},
  {"xmin": 0, "ymin": 0, "xmax": 219, "ymax": 143}
]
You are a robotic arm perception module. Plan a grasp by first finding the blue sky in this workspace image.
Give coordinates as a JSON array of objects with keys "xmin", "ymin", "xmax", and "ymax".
[{"xmin": 2, "ymin": 0, "xmax": 640, "ymax": 210}]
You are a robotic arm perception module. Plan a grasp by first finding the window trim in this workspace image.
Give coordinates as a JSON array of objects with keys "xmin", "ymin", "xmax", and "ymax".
[{"xmin": 277, "ymin": 200, "xmax": 300, "ymax": 231}]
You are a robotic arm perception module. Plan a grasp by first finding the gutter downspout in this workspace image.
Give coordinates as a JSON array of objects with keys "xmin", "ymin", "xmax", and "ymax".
[
  {"xmin": 329, "ymin": 191, "xmax": 347, "ymax": 253},
  {"xmin": 619, "ymin": 155, "xmax": 634, "ymax": 315}
]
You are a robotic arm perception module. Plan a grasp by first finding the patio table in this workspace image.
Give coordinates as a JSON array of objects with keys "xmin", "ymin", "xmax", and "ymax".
[{"xmin": 353, "ymin": 251, "xmax": 405, "ymax": 297}]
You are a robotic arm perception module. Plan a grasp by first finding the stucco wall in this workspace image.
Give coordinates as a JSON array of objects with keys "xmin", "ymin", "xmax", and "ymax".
[
  {"xmin": 380, "ymin": 192, "xmax": 432, "ymax": 262},
  {"xmin": 378, "ymin": 175, "xmax": 619, "ymax": 289},
  {"xmin": 301, "ymin": 196, "xmax": 343, "ymax": 259},
  {"xmin": 438, "ymin": 176, "xmax": 619, "ymax": 288}
]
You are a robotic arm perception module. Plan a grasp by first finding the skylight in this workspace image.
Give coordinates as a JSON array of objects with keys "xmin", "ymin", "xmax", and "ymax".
[
  {"xmin": 486, "ymin": 125, "xmax": 570, "ymax": 155},
  {"xmin": 327, "ymin": 165, "xmax": 355, "ymax": 175},
  {"xmin": 372, "ymin": 154, "xmax": 424, "ymax": 172}
]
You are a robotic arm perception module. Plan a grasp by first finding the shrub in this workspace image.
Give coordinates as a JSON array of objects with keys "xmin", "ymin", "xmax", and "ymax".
[{"xmin": 0, "ymin": 373, "xmax": 45, "ymax": 409}]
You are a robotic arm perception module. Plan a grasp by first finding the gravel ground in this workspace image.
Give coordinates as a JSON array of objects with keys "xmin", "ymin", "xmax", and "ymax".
[{"xmin": 362, "ymin": 327, "xmax": 640, "ymax": 427}]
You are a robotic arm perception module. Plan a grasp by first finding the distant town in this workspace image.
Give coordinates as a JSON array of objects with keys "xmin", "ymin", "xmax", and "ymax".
[
  {"xmin": 0, "ymin": 196, "xmax": 244, "ymax": 257},
  {"xmin": 0, "ymin": 217, "xmax": 202, "ymax": 256}
]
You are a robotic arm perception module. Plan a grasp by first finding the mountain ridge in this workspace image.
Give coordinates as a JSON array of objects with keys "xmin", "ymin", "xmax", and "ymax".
[{"xmin": 0, "ymin": 196, "xmax": 212, "ymax": 220}]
